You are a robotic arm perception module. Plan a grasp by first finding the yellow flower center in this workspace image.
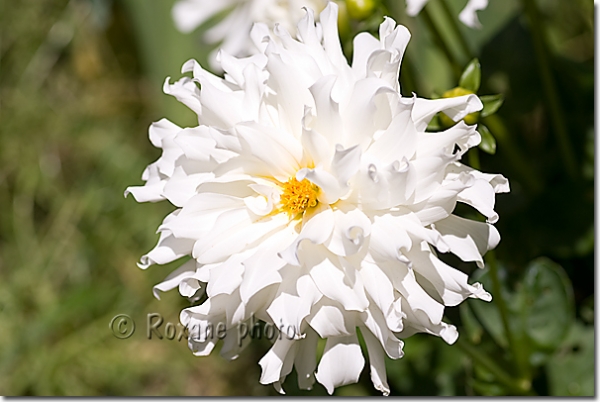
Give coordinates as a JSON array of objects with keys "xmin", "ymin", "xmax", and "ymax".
[{"xmin": 280, "ymin": 177, "xmax": 319, "ymax": 216}]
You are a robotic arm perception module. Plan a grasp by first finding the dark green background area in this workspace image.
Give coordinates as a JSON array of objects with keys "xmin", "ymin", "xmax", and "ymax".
[{"xmin": 0, "ymin": 0, "xmax": 593, "ymax": 396}]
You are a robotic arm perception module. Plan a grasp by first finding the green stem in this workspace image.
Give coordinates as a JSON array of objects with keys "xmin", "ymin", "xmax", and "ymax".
[
  {"xmin": 455, "ymin": 337, "xmax": 535, "ymax": 396},
  {"xmin": 486, "ymin": 250, "xmax": 528, "ymax": 378},
  {"xmin": 438, "ymin": 0, "xmax": 473, "ymax": 59},
  {"xmin": 521, "ymin": 0, "xmax": 578, "ymax": 179},
  {"xmin": 420, "ymin": 6, "xmax": 461, "ymax": 79}
]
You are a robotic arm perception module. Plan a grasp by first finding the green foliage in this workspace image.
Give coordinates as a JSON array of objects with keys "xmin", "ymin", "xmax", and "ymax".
[
  {"xmin": 520, "ymin": 258, "xmax": 574, "ymax": 350},
  {"xmin": 480, "ymin": 94, "xmax": 504, "ymax": 118},
  {"xmin": 459, "ymin": 58, "xmax": 481, "ymax": 92},
  {"xmin": 466, "ymin": 258, "xmax": 590, "ymax": 395},
  {"xmin": 546, "ymin": 322, "xmax": 594, "ymax": 396},
  {"xmin": 472, "ymin": 258, "xmax": 575, "ymax": 354},
  {"xmin": 477, "ymin": 124, "xmax": 496, "ymax": 154}
]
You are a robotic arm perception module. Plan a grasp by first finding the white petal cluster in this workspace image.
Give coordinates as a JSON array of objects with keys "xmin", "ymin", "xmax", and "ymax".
[
  {"xmin": 406, "ymin": 0, "xmax": 489, "ymax": 28},
  {"xmin": 127, "ymin": 2, "xmax": 508, "ymax": 395},
  {"xmin": 172, "ymin": 0, "xmax": 328, "ymax": 69}
]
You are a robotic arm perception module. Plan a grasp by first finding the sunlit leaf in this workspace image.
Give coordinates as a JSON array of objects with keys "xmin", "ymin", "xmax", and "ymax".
[
  {"xmin": 477, "ymin": 124, "xmax": 496, "ymax": 154},
  {"xmin": 546, "ymin": 322, "xmax": 594, "ymax": 396},
  {"xmin": 459, "ymin": 58, "xmax": 481, "ymax": 92},
  {"xmin": 519, "ymin": 258, "xmax": 574, "ymax": 350},
  {"xmin": 480, "ymin": 94, "xmax": 504, "ymax": 117}
]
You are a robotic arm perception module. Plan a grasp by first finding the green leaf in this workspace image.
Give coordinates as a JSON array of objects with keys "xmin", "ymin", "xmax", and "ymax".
[
  {"xmin": 519, "ymin": 257, "xmax": 574, "ymax": 350},
  {"xmin": 471, "ymin": 379, "xmax": 508, "ymax": 396},
  {"xmin": 480, "ymin": 94, "xmax": 504, "ymax": 117},
  {"xmin": 477, "ymin": 124, "xmax": 496, "ymax": 154},
  {"xmin": 546, "ymin": 322, "xmax": 594, "ymax": 396},
  {"xmin": 459, "ymin": 58, "xmax": 481, "ymax": 92}
]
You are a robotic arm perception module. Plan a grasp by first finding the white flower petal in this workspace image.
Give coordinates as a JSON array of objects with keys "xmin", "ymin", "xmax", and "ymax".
[
  {"xmin": 325, "ymin": 205, "xmax": 371, "ymax": 256},
  {"xmin": 361, "ymin": 304, "xmax": 405, "ymax": 359},
  {"xmin": 171, "ymin": 0, "xmax": 234, "ymax": 33},
  {"xmin": 407, "ymin": 241, "xmax": 492, "ymax": 306},
  {"xmin": 417, "ymin": 121, "xmax": 480, "ymax": 159},
  {"xmin": 405, "ymin": 0, "xmax": 429, "ymax": 16},
  {"xmin": 130, "ymin": 5, "xmax": 508, "ymax": 395},
  {"xmin": 352, "ymin": 32, "xmax": 382, "ymax": 80},
  {"xmin": 434, "ymin": 214, "xmax": 500, "ymax": 268},
  {"xmin": 315, "ymin": 334, "xmax": 365, "ymax": 395},
  {"xmin": 341, "ymin": 77, "xmax": 397, "ymax": 149},
  {"xmin": 319, "ymin": 2, "xmax": 346, "ymax": 69},
  {"xmin": 297, "ymin": 166, "xmax": 345, "ymax": 204},
  {"xmin": 266, "ymin": 268, "xmax": 321, "ymax": 336},
  {"xmin": 236, "ymin": 123, "xmax": 301, "ymax": 180},
  {"xmin": 447, "ymin": 162, "xmax": 510, "ymax": 193},
  {"xmin": 139, "ymin": 223, "xmax": 194, "ymax": 269},
  {"xmin": 360, "ymin": 260, "xmax": 403, "ymax": 332},
  {"xmin": 162, "ymin": 168, "xmax": 213, "ymax": 208},
  {"xmin": 294, "ymin": 326, "xmax": 319, "ymax": 390},
  {"xmin": 266, "ymin": 53, "xmax": 314, "ymax": 139},
  {"xmin": 207, "ymin": 253, "xmax": 246, "ymax": 297},
  {"xmin": 152, "ymin": 259, "xmax": 197, "ymax": 299},
  {"xmin": 361, "ymin": 327, "xmax": 390, "ymax": 396},
  {"xmin": 365, "ymin": 108, "xmax": 417, "ymax": 165},
  {"xmin": 124, "ymin": 180, "xmax": 166, "ymax": 203},
  {"xmin": 411, "ymin": 95, "xmax": 483, "ymax": 131},
  {"xmin": 301, "ymin": 122, "xmax": 332, "ymax": 167},
  {"xmin": 306, "ymin": 299, "xmax": 355, "ymax": 338},
  {"xmin": 457, "ymin": 178, "xmax": 500, "ymax": 223},
  {"xmin": 239, "ymin": 229, "xmax": 295, "ymax": 304},
  {"xmin": 179, "ymin": 276, "xmax": 202, "ymax": 298},
  {"xmin": 459, "ymin": 0, "xmax": 489, "ymax": 29},
  {"xmin": 369, "ymin": 214, "xmax": 412, "ymax": 261},
  {"xmin": 259, "ymin": 337, "xmax": 297, "ymax": 385},
  {"xmin": 309, "ymin": 75, "xmax": 343, "ymax": 146},
  {"xmin": 163, "ymin": 76, "xmax": 202, "ymax": 115},
  {"xmin": 305, "ymin": 245, "xmax": 369, "ymax": 312},
  {"xmin": 278, "ymin": 203, "xmax": 334, "ymax": 266}
]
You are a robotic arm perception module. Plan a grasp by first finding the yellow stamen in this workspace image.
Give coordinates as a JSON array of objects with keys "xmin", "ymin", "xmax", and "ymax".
[{"xmin": 280, "ymin": 177, "xmax": 319, "ymax": 216}]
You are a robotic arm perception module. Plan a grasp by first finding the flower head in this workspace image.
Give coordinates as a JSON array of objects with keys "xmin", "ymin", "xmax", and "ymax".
[
  {"xmin": 406, "ymin": 0, "xmax": 488, "ymax": 28},
  {"xmin": 172, "ymin": 0, "xmax": 328, "ymax": 69},
  {"xmin": 126, "ymin": 2, "xmax": 508, "ymax": 395}
]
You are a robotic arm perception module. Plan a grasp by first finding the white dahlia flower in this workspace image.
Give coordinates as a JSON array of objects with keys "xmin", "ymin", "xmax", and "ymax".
[
  {"xmin": 126, "ymin": 2, "xmax": 508, "ymax": 395},
  {"xmin": 172, "ymin": 0, "xmax": 328, "ymax": 69},
  {"xmin": 405, "ymin": 0, "xmax": 488, "ymax": 28}
]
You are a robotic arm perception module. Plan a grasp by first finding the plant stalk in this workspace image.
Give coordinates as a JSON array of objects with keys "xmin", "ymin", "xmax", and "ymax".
[
  {"xmin": 521, "ymin": 0, "xmax": 578, "ymax": 179},
  {"xmin": 455, "ymin": 337, "xmax": 535, "ymax": 396},
  {"xmin": 420, "ymin": 6, "xmax": 461, "ymax": 79},
  {"xmin": 438, "ymin": 0, "xmax": 473, "ymax": 59},
  {"xmin": 486, "ymin": 250, "xmax": 530, "ymax": 380}
]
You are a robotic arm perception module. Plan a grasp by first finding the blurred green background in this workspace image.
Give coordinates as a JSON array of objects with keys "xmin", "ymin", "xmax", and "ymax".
[{"xmin": 0, "ymin": 0, "xmax": 594, "ymax": 396}]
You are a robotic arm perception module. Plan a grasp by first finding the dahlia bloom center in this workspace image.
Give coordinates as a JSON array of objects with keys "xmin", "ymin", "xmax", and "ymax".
[{"xmin": 280, "ymin": 177, "xmax": 320, "ymax": 215}]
